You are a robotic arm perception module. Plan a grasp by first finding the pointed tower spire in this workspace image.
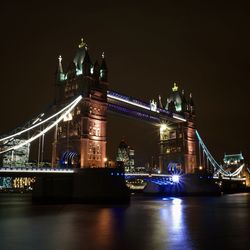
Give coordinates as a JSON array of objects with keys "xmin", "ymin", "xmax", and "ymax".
[
  {"xmin": 56, "ymin": 55, "xmax": 64, "ymax": 81},
  {"xmin": 74, "ymin": 38, "xmax": 87, "ymax": 70},
  {"xmin": 158, "ymin": 95, "xmax": 163, "ymax": 109},
  {"xmin": 172, "ymin": 82, "xmax": 179, "ymax": 92},
  {"xmin": 78, "ymin": 38, "xmax": 86, "ymax": 48},
  {"xmin": 100, "ymin": 52, "xmax": 108, "ymax": 81}
]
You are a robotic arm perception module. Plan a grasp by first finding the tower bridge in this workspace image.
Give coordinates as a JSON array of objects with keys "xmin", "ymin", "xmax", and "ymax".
[{"xmin": 0, "ymin": 38, "xmax": 248, "ymax": 199}]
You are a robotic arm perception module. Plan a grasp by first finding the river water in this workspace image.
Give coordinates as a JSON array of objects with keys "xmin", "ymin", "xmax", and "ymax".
[{"xmin": 0, "ymin": 193, "xmax": 249, "ymax": 250}]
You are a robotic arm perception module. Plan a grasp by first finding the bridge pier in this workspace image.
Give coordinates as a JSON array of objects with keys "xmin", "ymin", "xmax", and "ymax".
[{"xmin": 32, "ymin": 168, "xmax": 130, "ymax": 204}]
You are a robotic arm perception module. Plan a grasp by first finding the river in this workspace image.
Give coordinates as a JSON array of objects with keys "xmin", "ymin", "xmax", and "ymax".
[{"xmin": 0, "ymin": 193, "xmax": 249, "ymax": 250}]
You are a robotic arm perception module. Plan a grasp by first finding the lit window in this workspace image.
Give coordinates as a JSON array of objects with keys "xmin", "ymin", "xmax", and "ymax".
[{"xmin": 96, "ymin": 128, "xmax": 100, "ymax": 136}]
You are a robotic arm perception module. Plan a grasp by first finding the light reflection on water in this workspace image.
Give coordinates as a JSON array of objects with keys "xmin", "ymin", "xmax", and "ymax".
[
  {"xmin": 170, "ymin": 198, "xmax": 182, "ymax": 231},
  {"xmin": 160, "ymin": 197, "xmax": 192, "ymax": 250},
  {"xmin": 0, "ymin": 194, "xmax": 249, "ymax": 250}
]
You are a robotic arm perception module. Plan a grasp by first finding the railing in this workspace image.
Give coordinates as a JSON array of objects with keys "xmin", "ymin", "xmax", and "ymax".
[{"xmin": 0, "ymin": 167, "xmax": 74, "ymax": 173}]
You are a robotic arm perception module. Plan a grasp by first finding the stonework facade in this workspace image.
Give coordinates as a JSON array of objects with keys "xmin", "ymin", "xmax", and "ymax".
[
  {"xmin": 159, "ymin": 84, "xmax": 198, "ymax": 174},
  {"xmin": 52, "ymin": 40, "xmax": 108, "ymax": 168}
]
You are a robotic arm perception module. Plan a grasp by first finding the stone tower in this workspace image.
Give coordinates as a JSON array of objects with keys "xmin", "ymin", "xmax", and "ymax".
[
  {"xmin": 52, "ymin": 39, "xmax": 108, "ymax": 168},
  {"xmin": 159, "ymin": 83, "xmax": 197, "ymax": 174}
]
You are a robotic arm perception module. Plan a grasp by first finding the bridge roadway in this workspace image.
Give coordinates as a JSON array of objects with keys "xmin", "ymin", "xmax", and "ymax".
[
  {"xmin": 0, "ymin": 167, "xmax": 74, "ymax": 177},
  {"xmin": 107, "ymin": 90, "xmax": 186, "ymax": 124},
  {"xmin": 0, "ymin": 167, "xmax": 176, "ymax": 184},
  {"xmin": 0, "ymin": 167, "xmax": 171, "ymax": 178},
  {"xmin": 0, "ymin": 167, "xmax": 245, "ymax": 182}
]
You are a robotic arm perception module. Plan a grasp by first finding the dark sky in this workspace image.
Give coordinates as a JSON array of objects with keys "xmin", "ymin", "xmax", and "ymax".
[{"xmin": 0, "ymin": 1, "xmax": 250, "ymax": 165}]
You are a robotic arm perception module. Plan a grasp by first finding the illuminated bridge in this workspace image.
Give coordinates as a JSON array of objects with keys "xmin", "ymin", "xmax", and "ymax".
[
  {"xmin": 0, "ymin": 92, "xmax": 245, "ymax": 178},
  {"xmin": 0, "ymin": 38, "xmax": 248, "ymax": 197}
]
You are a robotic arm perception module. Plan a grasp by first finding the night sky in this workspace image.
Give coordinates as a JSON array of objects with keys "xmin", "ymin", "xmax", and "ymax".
[{"xmin": 0, "ymin": 1, "xmax": 250, "ymax": 165}]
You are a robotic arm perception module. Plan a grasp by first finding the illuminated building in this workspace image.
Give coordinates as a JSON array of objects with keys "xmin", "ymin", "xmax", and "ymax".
[
  {"xmin": 52, "ymin": 39, "xmax": 108, "ymax": 168},
  {"xmin": 13, "ymin": 177, "xmax": 36, "ymax": 189},
  {"xmin": 0, "ymin": 177, "xmax": 12, "ymax": 189},
  {"xmin": 223, "ymin": 153, "xmax": 245, "ymax": 174},
  {"xmin": 223, "ymin": 153, "xmax": 244, "ymax": 166},
  {"xmin": 1, "ymin": 139, "xmax": 30, "ymax": 167},
  {"xmin": 159, "ymin": 83, "xmax": 197, "ymax": 174},
  {"xmin": 0, "ymin": 177, "xmax": 36, "ymax": 191},
  {"xmin": 116, "ymin": 139, "xmax": 135, "ymax": 172}
]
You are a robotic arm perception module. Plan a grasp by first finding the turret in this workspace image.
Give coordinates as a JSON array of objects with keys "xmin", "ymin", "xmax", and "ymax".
[
  {"xmin": 158, "ymin": 95, "xmax": 163, "ymax": 109},
  {"xmin": 56, "ymin": 55, "xmax": 64, "ymax": 82},
  {"xmin": 165, "ymin": 83, "xmax": 182, "ymax": 112},
  {"xmin": 73, "ymin": 38, "xmax": 87, "ymax": 73},
  {"xmin": 100, "ymin": 52, "xmax": 108, "ymax": 82}
]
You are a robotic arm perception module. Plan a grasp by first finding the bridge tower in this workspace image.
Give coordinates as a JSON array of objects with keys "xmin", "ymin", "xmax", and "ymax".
[
  {"xmin": 52, "ymin": 39, "xmax": 108, "ymax": 168},
  {"xmin": 159, "ymin": 83, "xmax": 197, "ymax": 174}
]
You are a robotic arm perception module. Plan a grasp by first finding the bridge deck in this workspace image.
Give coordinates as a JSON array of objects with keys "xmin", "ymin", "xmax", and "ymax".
[{"xmin": 107, "ymin": 90, "xmax": 186, "ymax": 123}]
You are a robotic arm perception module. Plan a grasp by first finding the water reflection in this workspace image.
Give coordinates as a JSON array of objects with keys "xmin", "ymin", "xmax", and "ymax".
[
  {"xmin": 0, "ymin": 194, "xmax": 249, "ymax": 250},
  {"xmin": 160, "ymin": 197, "xmax": 192, "ymax": 249},
  {"xmin": 92, "ymin": 208, "xmax": 114, "ymax": 249},
  {"xmin": 171, "ymin": 198, "xmax": 182, "ymax": 231}
]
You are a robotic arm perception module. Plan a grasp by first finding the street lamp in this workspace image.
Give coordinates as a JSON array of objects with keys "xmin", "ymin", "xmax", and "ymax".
[
  {"xmin": 104, "ymin": 157, "xmax": 108, "ymax": 167},
  {"xmin": 160, "ymin": 123, "xmax": 167, "ymax": 133}
]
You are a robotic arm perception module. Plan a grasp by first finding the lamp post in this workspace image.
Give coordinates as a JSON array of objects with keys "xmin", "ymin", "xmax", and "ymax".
[{"xmin": 104, "ymin": 157, "xmax": 108, "ymax": 167}]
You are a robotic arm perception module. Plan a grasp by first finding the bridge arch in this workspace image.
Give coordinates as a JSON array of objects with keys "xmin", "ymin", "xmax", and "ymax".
[{"xmin": 60, "ymin": 151, "xmax": 80, "ymax": 168}]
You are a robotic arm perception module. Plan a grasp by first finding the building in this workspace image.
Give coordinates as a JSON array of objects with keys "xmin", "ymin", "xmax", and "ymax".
[
  {"xmin": 1, "ymin": 139, "xmax": 30, "ymax": 167},
  {"xmin": 116, "ymin": 139, "xmax": 135, "ymax": 172},
  {"xmin": 223, "ymin": 153, "xmax": 244, "ymax": 174},
  {"xmin": 223, "ymin": 153, "xmax": 244, "ymax": 167},
  {"xmin": 223, "ymin": 153, "xmax": 248, "ymax": 183},
  {"xmin": 52, "ymin": 39, "xmax": 108, "ymax": 168},
  {"xmin": 159, "ymin": 83, "xmax": 197, "ymax": 174}
]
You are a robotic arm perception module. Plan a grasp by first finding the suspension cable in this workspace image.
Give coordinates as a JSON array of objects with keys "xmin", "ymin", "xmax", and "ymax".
[
  {"xmin": 0, "ymin": 95, "xmax": 82, "ymax": 154},
  {"xmin": 0, "ymin": 96, "xmax": 81, "ymax": 142},
  {"xmin": 196, "ymin": 130, "xmax": 244, "ymax": 177}
]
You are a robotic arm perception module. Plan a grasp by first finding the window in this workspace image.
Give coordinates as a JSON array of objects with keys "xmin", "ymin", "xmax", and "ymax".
[{"xmin": 96, "ymin": 128, "xmax": 100, "ymax": 136}]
